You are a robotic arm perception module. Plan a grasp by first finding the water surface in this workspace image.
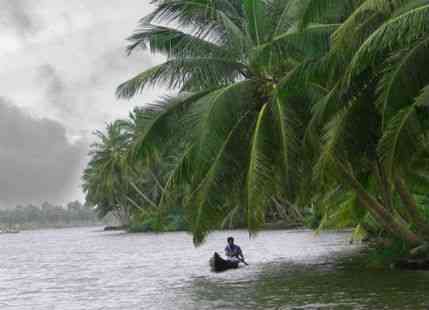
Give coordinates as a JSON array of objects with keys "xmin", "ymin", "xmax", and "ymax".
[{"xmin": 0, "ymin": 227, "xmax": 428, "ymax": 309}]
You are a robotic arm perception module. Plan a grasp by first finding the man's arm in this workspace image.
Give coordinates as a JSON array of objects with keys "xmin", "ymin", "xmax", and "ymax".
[{"xmin": 238, "ymin": 247, "xmax": 244, "ymax": 259}]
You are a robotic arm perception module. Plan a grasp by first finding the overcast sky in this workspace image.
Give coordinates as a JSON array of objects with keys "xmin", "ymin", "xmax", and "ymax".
[{"xmin": 0, "ymin": 0, "xmax": 163, "ymax": 208}]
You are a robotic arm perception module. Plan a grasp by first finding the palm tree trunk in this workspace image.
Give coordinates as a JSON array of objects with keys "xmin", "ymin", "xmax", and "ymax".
[
  {"xmin": 375, "ymin": 160, "xmax": 393, "ymax": 212},
  {"xmin": 395, "ymin": 177, "xmax": 429, "ymax": 237},
  {"xmin": 149, "ymin": 168, "xmax": 167, "ymax": 194},
  {"xmin": 114, "ymin": 198, "xmax": 131, "ymax": 226},
  {"xmin": 337, "ymin": 162, "xmax": 422, "ymax": 246}
]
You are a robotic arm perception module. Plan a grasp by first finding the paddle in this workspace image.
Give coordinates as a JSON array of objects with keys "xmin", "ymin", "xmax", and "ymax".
[{"xmin": 239, "ymin": 257, "xmax": 249, "ymax": 266}]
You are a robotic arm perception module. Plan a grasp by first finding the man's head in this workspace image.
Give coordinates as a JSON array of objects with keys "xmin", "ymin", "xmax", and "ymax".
[{"xmin": 227, "ymin": 237, "xmax": 234, "ymax": 245}]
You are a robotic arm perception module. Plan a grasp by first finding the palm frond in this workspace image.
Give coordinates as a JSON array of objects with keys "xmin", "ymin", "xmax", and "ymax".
[
  {"xmin": 348, "ymin": 4, "xmax": 429, "ymax": 80},
  {"xmin": 177, "ymin": 80, "xmax": 257, "ymax": 243},
  {"xmin": 246, "ymin": 104, "xmax": 275, "ymax": 232},
  {"xmin": 243, "ymin": 0, "xmax": 268, "ymax": 45},
  {"xmin": 298, "ymin": 0, "xmax": 363, "ymax": 28},
  {"xmin": 185, "ymin": 80, "xmax": 256, "ymax": 179},
  {"xmin": 377, "ymin": 103, "xmax": 423, "ymax": 178},
  {"xmin": 415, "ymin": 84, "xmax": 429, "ymax": 107},
  {"xmin": 217, "ymin": 11, "xmax": 252, "ymax": 51},
  {"xmin": 129, "ymin": 91, "xmax": 212, "ymax": 160},
  {"xmin": 116, "ymin": 58, "xmax": 248, "ymax": 98},
  {"xmin": 144, "ymin": 0, "xmax": 243, "ymax": 37},
  {"xmin": 376, "ymin": 36, "xmax": 429, "ymax": 125},
  {"xmin": 271, "ymin": 94, "xmax": 302, "ymax": 200},
  {"xmin": 304, "ymin": 83, "xmax": 342, "ymax": 146},
  {"xmin": 158, "ymin": 144, "xmax": 195, "ymax": 208},
  {"xmin": 271, "ymin": 23, "xmax": 339, "ymax": 59},
  {"xmin": 314, "ymin": 106, "xmax": 350, "ymax": 185},
  {"xmin": 272, "ymin": 0, "xmax": 307, "ymax": 36},
  {"xmin": 126, "ymin": 23, "xmax": 233, "ymax": 59},
  {"xmin": 317, "ymin": 191, "xmax": 361, "ymax": 230},
  {"xmin": 331, "ymin": 0, "xmax": 407, "ymax": 48},
  {"xmin": 188, "ymin": 109, "xmax": 252, "ymax": 244}
]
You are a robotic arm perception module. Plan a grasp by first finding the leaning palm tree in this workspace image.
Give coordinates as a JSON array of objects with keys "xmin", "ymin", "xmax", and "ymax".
[
  {"xmin": 117, "ymin": 0, "xmax": 337, "ymax": 243},
  {"xmin": 301, "ymin": 0, "xmax": 429, "ymax": 247},
  {"xmin": 120, "ymin": 106, "xmax": 182, "ymax": 211}
]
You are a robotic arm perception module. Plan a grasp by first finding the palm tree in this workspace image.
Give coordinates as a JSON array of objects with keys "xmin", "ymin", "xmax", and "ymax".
[
  {"xmin": 83, "ymin": 121, "xmax": 133, "ymax": 225},
  {"xmin": 120, "ymin": 106, "xmax": 180, "ymax": 213},
  {"xmin": 301, "ymin": 0, "xmax": 429, "ymax": 247},
  {"xmin": 116, "ymin": 0, "xmax": 336, "ymax": 243}
]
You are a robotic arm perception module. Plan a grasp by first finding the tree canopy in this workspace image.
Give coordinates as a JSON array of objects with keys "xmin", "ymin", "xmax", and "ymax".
[{"xmin": 84, "ymin": 0, "xmax": 429, "ymax": 249}]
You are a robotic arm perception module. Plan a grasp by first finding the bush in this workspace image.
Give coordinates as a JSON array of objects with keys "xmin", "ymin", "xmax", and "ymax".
[
  {"xmin": 365, "ymin": 238, "xmax": 411, "ymax": 268},
  {"xmin": 128, "ymin": 207, "xmax": 188, "ymax": 233}
]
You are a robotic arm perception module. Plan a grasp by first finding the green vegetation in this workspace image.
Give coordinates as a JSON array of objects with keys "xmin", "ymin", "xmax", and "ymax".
[
  {"xmin": 128, "ymin": 207, "xmax": 188, "ymax": 232},
  {"xmin": 83, "ymin": 0, "xmax": 429, "ymax": 259},
  {"xmin": 365, "ymin": 238, "xmax": 410, "ymax": 268},
  {"xmin": 0, "ymin": 201, "xmax": 100, "ymax": 230}
]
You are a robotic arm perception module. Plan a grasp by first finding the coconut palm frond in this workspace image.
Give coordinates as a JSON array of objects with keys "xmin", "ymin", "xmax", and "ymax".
[
  {"xmin": 272, "ymin": 23, "xmax": 339, "ymax": 59},
  {"xmin": 377, "ymin": 103, "xmax": 423, "ymax": 179},
  {"xmin": 348, "ymin": 4, "xmax": 429, "ymax": 79},
  {"xmin": 331, "ymin": 0, "xmax": 407, "ymax": 49},
  {"xmin": 126, "ymin": 23, "xmax": 234, "ymax": 58},
  {"xmin": 415, "ymin": 84, "xmax": 429, "ymax": 107},
  {"xmin": 314, "ymin": 106, "xmax": 350, "ymax": 185},
  {"xmin": 188, "ymin": 110, "xmax": 252, "ymax": 245},
  {"xmin": 246, "ymin": 104, "xmax": 275, "ymax": 232},
  {"xmin": 271, "ymin": 0, "xmax": 308, "ymax": 35},
  {"xmin": 128, "ymin": 91, "xmax": 212, "ymax": 160},
  {"xmin": 171, "ymin": 80, "xmax": 257, "ymax": 243},
  {"xmin": 298, "ymin": 0, "xmax": 363, "ymax": 29},
  {"xmin": 243, "ymin": 0, "xmax": 269, "ymax": 45},
  {"xmin": 392, "ymin": 0, "xmax": 429, "ymax": 17},
  {"xmin": 116, "ymin": 58, "xmax": 248, "ymax": 98},
  {"xmin": 273, "ymin": 88, "xmax": 307, "ymax": 195},
  {"xmin": 158, "ymin": 144, "xmax": 195, "ymax": 208},
  {"xmin": 144, "ymin": 0, "xmax": 243, "ymax": 36},
  {"xmin": 186, "ymin": 80, "xmax": 257, "ymax": 180},
  {"xmin": 376, "ymin": 37, "xmax": 429, "ymax": 125}
]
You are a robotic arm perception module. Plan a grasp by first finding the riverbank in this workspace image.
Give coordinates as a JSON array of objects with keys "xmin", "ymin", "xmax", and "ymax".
[
  {"xmin": 105, "ymin": 220, "xmax": 304, "ymax": 233},
  {"xmin": 360, "ymin": 237, "xmax": 429, "ymax": 270}
]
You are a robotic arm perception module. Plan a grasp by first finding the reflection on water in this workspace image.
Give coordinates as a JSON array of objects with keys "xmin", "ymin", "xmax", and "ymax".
[
  {"xmin": 189, "ymin": 258, "xmax": 429, "ymax": 310},
  {"xmin": 0, "ymin": 227, "xmax": 427, "ymax": 309}
]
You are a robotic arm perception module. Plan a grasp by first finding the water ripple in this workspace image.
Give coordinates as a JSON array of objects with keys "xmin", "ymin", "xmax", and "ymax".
[{"xmin": 0, "ymin": 228, "xmax": 427, "ymax": 309}]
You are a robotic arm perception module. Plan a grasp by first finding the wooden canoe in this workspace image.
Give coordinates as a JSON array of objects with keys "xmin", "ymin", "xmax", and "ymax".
[{"xmin": 209, "ymin": 252, "xmax": 239, "ymax": 272}]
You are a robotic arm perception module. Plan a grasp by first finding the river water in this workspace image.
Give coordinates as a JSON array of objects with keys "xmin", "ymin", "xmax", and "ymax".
[{"xmin": 0, "ymin": 227, "xmax": 428, "ymax": 309}]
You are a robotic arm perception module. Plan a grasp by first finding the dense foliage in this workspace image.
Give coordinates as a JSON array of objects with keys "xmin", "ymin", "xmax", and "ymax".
[{"xmin": 84, "ymin": 0, "xmax": 429, "ymax": 251}]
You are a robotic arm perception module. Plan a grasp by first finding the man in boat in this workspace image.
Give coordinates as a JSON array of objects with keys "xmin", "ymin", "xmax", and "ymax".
[{"xmin": 225, "ymin": 237, "xmax": 244, "ymax": 262}]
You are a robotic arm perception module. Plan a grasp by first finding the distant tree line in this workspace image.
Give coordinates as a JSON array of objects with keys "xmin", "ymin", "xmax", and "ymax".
[{"xmin": 0, "ymin": 201, "xmax": 102, "ymax": 229}]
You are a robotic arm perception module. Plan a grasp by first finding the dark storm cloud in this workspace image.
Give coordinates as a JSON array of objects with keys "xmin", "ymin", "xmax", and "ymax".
[
  {"xmin": 0, "ymin": 0, "xmax": 41, "ymax": 37},
  {"xmin": 0, "ymin": 98, "xmax": 86, "ymax": 208},
  {"xmin": 0, "ymin": 0, "xmax": 161, "ymax": 206}
]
